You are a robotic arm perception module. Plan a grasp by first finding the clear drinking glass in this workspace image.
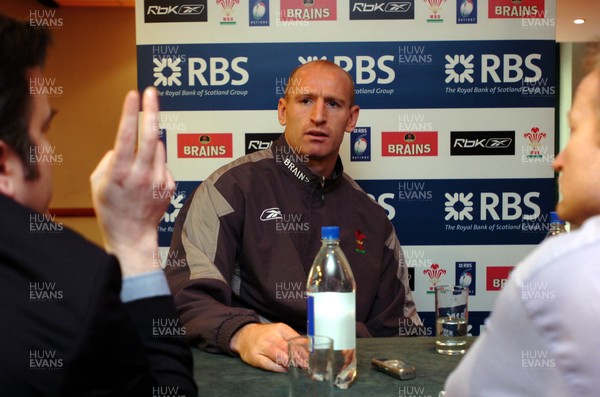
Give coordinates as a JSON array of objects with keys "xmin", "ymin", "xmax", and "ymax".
[
  {"xmin": 435, "ymin": 285, "xmax": 468, "ymax": 355},
  {"xmin": 287, "ymin": 335, "xmax": 334, "ymax": 397}
]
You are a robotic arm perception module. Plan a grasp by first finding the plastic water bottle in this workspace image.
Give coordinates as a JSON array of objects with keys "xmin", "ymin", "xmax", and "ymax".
[
  {"xmin": 546, "ymin": 211, "xmax": 567, "ymax": 238},
  {"xmin": 307, "ymin": 226, "xmax": 357, "ymax": 389}
]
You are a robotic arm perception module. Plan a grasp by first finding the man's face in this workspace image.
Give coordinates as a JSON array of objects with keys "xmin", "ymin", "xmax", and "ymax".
[
  {"xmin": 552, "ymin": 70, "xmax": 600, "ymax": 226},
  {"xmin": 278, "ymin": 63, "xmax": 359, "ymax": 169},
  {"xmin": 10, "ymin": 68, "xmax": 54, "ymax": 213}
]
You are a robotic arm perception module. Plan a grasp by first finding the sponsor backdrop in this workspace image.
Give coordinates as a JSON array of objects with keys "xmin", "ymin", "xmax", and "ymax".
[{"xmin": 136, "ymin": 0, "xmax": 556, "ymax": 336}]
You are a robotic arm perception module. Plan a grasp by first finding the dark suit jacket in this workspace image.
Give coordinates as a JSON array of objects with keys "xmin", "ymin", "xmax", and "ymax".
[{"xmin": 0, "ymin": 194, "xmax": 197, "ymax": 396}]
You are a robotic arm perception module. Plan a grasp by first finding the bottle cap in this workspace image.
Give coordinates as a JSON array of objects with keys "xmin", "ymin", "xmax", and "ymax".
[
  {"xmin": 321, "ymin": 226, "xmax": 340, "ymax": 240},
  {"xmin": 549, "ymin": 211, "xmax": 565, "ymax": 224}
]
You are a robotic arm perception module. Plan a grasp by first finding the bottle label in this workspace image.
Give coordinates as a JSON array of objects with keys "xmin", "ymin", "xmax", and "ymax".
[{"xmin": 307, "ymin": 292, "xmax": 356, "ymax": 350}]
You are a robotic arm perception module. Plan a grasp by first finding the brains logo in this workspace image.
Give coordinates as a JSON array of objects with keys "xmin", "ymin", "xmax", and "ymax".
[
  {"xmin": 445, "ymin": 54, "xmax": 475, "ymax": 83},
  {"xmin": 153, "ymin": 57, "xmax": 182, "ymax": 87},
  {"xmin": 445, "ymin": 192, "xmax": 474, "ymax": 221}
]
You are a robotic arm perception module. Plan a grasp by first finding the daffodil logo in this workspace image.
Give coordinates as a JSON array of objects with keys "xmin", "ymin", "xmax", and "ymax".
[
  {"xmin": 445, "ymin": 54, "xmax": 474, "ymax": 83},
  {"xmin": 153, "ymin": 57, "xmax": 182, "ymax": 87},
  {"xmin": 444, "ymin": 192, "xmax": 474, "ymax": 221}
]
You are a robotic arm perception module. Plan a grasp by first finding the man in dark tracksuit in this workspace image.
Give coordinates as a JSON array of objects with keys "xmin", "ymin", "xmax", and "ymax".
[{"xmin": 166, "ymin": 60, "xmax": 421, "ymax": 372}]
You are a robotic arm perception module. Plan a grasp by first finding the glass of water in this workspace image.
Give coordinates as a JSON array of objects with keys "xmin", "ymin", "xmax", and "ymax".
[
  {"xmin": 435, "ymin": 285, "xmax": 468, "ymax": 355},
  {"xmin": 287, "ymin": 335, "xmax": 334, "ymax": 397}
]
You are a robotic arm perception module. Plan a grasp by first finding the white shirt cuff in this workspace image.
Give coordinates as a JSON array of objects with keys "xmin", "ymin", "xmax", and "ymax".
[{"xmin": 120, "ymin": 270, "xmax": 170, "ymax": 303}]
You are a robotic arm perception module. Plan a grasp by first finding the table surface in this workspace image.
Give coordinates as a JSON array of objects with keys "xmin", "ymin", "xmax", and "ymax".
[{"xmin": 193, "ymin": 337, "xmax": 471, "ymax": 397}]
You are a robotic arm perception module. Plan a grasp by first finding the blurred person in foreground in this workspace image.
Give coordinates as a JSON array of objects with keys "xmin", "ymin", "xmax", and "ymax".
[
  {"xmin": 444, "ymin": 42, "xmax": 600, "ymax": 397},
  {"xmin": 166, "ymin": 60, "xmax": 421, "ymax": 372},
  {"xmin": 0, "ymin": 14, "xmax": 196, "ymax": 396}
]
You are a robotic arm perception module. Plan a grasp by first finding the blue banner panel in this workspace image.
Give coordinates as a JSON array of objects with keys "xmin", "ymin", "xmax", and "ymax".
[
  {"xmin": 158, "ymin": 181, "xmax": 201, "ymax": 247},
  {"xmin": 137, "ymin": 40, "xmax": 556, "ymax": 111},
  {"xmin": 357, "ymin": 178, "xmax": 555, "ymax": 245}
]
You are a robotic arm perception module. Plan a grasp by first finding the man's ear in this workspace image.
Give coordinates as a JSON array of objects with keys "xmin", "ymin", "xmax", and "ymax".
[
  {"xmin": 345, "ymin": 104, "xmax": 360, "ymax": 133},
  {"xmin": 0, "ymin": 141, "xmax": 16, "ymax": 197},
  {"xmin": 277, "ymin": 97, "xmax": 287, "ymax": 126}
]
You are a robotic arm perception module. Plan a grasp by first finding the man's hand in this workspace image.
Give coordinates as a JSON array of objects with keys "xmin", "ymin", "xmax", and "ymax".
[
  {"xmin": 229, "ymin": 323, "xmax": 301, "ymax": 372},
  {"xmin": 90, "ymin": 87, "xmax": 174, "ymax": 277}
]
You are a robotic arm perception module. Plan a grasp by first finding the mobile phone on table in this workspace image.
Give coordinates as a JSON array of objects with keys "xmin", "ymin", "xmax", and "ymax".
[{"xmin": 371, "ymin": 358, "xmax": 416, "ymax": 380}]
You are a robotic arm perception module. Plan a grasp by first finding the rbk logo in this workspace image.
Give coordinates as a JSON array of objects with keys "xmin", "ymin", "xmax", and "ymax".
[
  {"xmin": 451, "ymin": 131, "xmax": 515, "ymax": 156},
  {"xmin": 486, "ymin": 138, "xmax": 512, "ymax": 148},
  {"xmin": 385, "ymin": 2, "xmax": 411, "ymax": 12},
  {"xmin": 147, "ymin": 4, "xmax": 205, "ymax": 15},
  {"xmin": 144, "ymin": 0, "xmax": 208, "ymax": 22},
  {"xmin": 352, "ymin": 2, "xmax": 411, "ymax": 12},
  {"xmin": 260, "ymin": 208, "xmax": 282, "ymax": 221},
  {"xmin": 180, "ymin": 5, "xmax": 204, "ymax": 14},
  {"xmin": 453, "ymin": 138, "xmax": 512, "ymax": 148}
]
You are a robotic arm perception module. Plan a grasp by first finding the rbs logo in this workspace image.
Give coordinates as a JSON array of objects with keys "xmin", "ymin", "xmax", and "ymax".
[
  {"xmin": 189, "ymin": 57, "xmax": 249, "ymax": 86},
  {"xmin": 480, "ymin": 192, "xmax": 540, "ymax": 221},
  {"xmin": 481, "ymin": 54, "xmax": 542, "ymax": 83},
  {"xmin": 153, "ymin": 56, "xmax": 249, "ymax": 87},
  {"xmin": 445, "ymin": 191, "xmax": 541, "ymax": 222},
  {"xmin": 446, "ymin": 53, "xmax": 544, "ymax": 84}
]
